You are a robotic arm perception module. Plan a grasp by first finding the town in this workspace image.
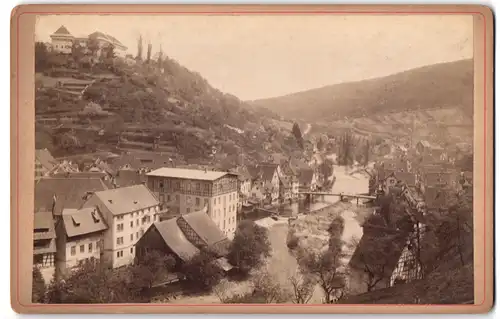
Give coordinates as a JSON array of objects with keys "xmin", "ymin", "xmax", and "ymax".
[{"xmin": 32, "ymin": 23, "xmax": 474, "ymax": 305}]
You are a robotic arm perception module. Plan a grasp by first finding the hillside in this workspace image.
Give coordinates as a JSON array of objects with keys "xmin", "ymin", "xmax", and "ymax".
[
  {"xmin": 35, "ymin": 43, "xmax": 304, "ymax": 165},
  {"xmin": 249, "ymin": 59, "xmax": 474, "ymax": 130}
]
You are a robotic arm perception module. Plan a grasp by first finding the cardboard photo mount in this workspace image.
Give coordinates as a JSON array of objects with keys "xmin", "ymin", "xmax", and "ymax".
[{"xmin": 10, "ymin": 4, "xmax": 494, "ymax": 314}]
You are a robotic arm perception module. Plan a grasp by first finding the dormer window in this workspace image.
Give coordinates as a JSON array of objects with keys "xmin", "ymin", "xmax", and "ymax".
[
  {"xmin": 72, "ymin": 216, "xmax": 80, "ymax": 227},
  {"xmin": 91, "ymin": 210, "xmax": 100, "ymax": 223}
]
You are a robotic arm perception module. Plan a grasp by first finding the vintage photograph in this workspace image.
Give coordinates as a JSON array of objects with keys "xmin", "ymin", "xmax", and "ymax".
[{"xmin": 32, "ymin": 14, "xmax": 474, "ymax": 305}]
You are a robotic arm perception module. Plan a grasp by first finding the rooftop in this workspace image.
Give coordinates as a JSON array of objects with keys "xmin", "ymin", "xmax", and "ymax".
[
  {"xmin": 152, "ymin": 218, "xmax": 200, "ymax": 262},
  {"xmin": 147, "ymin": 167, "xmax": 235, "ymax": 181},
  {"xmin": 62, "ymin": 207, "xmax": 108, "ymax": 238},
  {"xmin": 91, "ymin": 184, "xmax": 159, "ymax": 216}
]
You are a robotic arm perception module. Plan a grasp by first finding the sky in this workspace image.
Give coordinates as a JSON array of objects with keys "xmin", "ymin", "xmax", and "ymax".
[{"xmin": 36, "ymin": 15, "xmax": 473, "ymax": 101}]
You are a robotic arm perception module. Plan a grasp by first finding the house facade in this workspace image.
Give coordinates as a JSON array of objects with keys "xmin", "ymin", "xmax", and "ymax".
[
  {"xmin": 50, "ymin": 25, "xmax": 74, "ymax": 54},
  {"xmin": 81, "ymin": 185, "xmax": 160, "ymax": 268},
  {"xmin": 33, "ymin": 211, "xmax": 57, "ymax": 283},
  {"xmin": 248, "ymin": 163, "xmax": 281, "ymax": 205},
  {"xmin": 54, "ymin": 206, "xmax": 108, "ymax": 276},
  {"xmin": 146, "ymin": 168, "xmax": 239, "ymax": 239}
]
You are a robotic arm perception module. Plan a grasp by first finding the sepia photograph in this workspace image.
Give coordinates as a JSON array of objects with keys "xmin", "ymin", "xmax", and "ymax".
[{"xmin": 11, "ymin": 5, "xmax": 493, "ymax": 313}]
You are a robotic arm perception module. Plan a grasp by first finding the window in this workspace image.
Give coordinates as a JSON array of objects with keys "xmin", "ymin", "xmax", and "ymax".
[
  {"xmin": 204, "ymin": 199, "xmax": 208, "ymax": 206},
  {"xmin": 130, "ymin": 234, "xmax": 134, "ymax": 241},
  {"xmin": 218, "ymin": 197, "xmax": 221, "ymax": 204},
  {"xmin": 140, "ymin": 229, "xmax": 144, "ymax": 237},
  {"xmin": 136, "ymin": 232, "xmax": 139, "ymax": 239},
  {"xmin": 167, "ymin": 195, "xmax": 171, "ymax": 202},
  {"xmin": 71, "ymin": 246, "xmax": 76, "ymax": 256},
  {"xmin": 175, "ymin": 195, "xmax": 179, "ymax": 202},
  {"xmin": 146, "ymin": 216, "xmax": 151, "ymax": 223},
  {"xmin": 196, "ymin": 197, "xmax": 200, "ymax": 206},
  {"xmin": 80, "ymin": 245, "xmax": 85, "ymax": 253},
  {"xmin": 117, "ymin": 237, "xmax": 124, "ymax": 245},
  {"xmin": 117, "ymin": 223, "xmax": 124, "ymax": 232},
  {"xmin": 196, "ymin": 183, "xmax": 200, "ymax": 191},
  {"xmin": 88, "ymin": 243, "xmax": 93, "ymax": 253},
  {"xmin": 117, "ymin": 250, "xmax": 123, "ymax": 258},
  {"xmin": 213, "ymin": 198, "xmax": 216, "ymax": 205},
  {"xmin": 130, "ymin": 221, "xmax": 133, "ymax": 228},
  {"xmin": 136, "ymin": 220, "xmax": 139, "ymax": 226},
  {"xmin": 130, "ymin": 247, "xmax": 134, "ymax": 254},
  {"xmin": 154, "ymin": 215, "xmax": 157, "ymax": 221},
  {"xmin": 224, "ymin": 208, "xmax": 226, "ymax": 217}
]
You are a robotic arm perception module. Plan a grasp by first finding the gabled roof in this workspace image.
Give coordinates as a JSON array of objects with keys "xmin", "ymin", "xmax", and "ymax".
[
  {"xmin": 179, "ymin": 210, "xmax": 228, "ymax": 248},
  {"xmin": 152, "ymin": 219, "xmax": 200, "ymax": 261},
  {"xmin": 298, "ymin": 168, "xmax": 314, "ymax": 185},
  {"xmin": 52, "ymin": 25, "xmax": 72, "ymax": 36},
  {"xmin": 61, "ymin": 206, "xmax": 108, "ymax": 238},
  {"xmin": 115, "ymin": 169, "xmax": 146, "ymax": 187},
  {"xmin": 35, "ymin": 177, "xmax": 109, "ymax": 214},
  {"xmin": 35, "ymin": 149, "xmax": 57, "ymax": 171},
  {"xmin": 91, "ymin": 184, "xmax": 159, "ymax": 216},
  {"xmin": 33, "ymin": 210, "xmax": 56, "ymax": 241},
  {"xmin": 147, "ymin": 167, "xmax": 235, "ymax": 181}
]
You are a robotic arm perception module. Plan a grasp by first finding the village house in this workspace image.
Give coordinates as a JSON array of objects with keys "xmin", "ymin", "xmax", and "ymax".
[
  {"xmin": 33, "ymin": 210, "xmax": 57, "ymax": 284},
  {"xmin": 229, "ymin": 166, "xmax": 253, "ymax": 211},
  {"xmin": 136, "ymin": 209, "xmax": 233, "ymax": 274},
  {"xmin": 35, "ymin": 149, "xmax": 58, "ymax": 180},
  {"xmin": 80, "ymin": 185, "xmax": 160, "ymax": 268},
  {"xmin": 146, "ymin": 167, "xmax": 239, "ymax": 239},
  {"xmin": 54, "ymin": 206, "xmax": 108, "ymax": 276},
  {"xmin": 297, "ymin": 168, "xmax": 319, "ymax": 192},
  {"xmin": 248, "ymin": 163, "xmax": 281, "ymax": 205},
  {"xmin": 49, "ymin": 25, "xmax": 74, "ymax": 54},
  {"xmin": 415, "ymin": 140, "xmax": 445, "ymax": 161}
]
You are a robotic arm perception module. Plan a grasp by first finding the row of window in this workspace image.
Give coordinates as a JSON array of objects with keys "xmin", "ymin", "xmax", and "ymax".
[
  {"xmin": 116, "ymin": 229, "xmax": 145, "ymax": 246},
  {"xmin": 116, "ymin": 215, "xmax": 156, "ymax": 232},
  {"xmin": 70, "ymin": 241, "xmax": 99, "ymax": 256},
  {"xmin": 117, "ymin": 247, "xmax": 134, "ymax": 258},
  {"xmin": 115, "ymin": 208, "xmax": 155, "ymax": 222}
]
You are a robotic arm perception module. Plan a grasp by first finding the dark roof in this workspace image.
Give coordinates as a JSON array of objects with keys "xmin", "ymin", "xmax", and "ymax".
[
  {"xmin": 115, "ymin": 169, "xmax": 146, "ymax": 187},
  {"xmin": 153, "ymin": 219, "xmax": 200, "ymax": 261},
  {"xmin": 178, "ymin": 210, "xmax": 228, "ymax": 247},
  {"xmin": 35, "ymin": 177, "xmax": 109, "ymax": 214},
  {"xmin": 91, "ymin": 185, "xmax": 159, "ymax": 216},
  {"xmin": 52, "ymin": 25, "xmax": 71, "ymax": 35},
  {"xmin": 35, "ymin": 149, "xmax": 57, "ymax": 171},
  {"xmin": 33, "ymin": 211, "xmax": 56, "ymax": 241},
  {"xmin": 298, "ymin": 168, "xmax": 314, "ymax": 185},
  {"xmin": 257, "ymin": 163, "xmax": 279, "ymax": 182},
  {"xmin": 61, "ymin": 207, "xmax": 108, "ymax": 238}
]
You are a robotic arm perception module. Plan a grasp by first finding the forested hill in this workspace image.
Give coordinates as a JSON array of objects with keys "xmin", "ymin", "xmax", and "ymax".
[
  {"xmin": 248, "ymin": 59, "xmax": 474, "ymax": 122},
  {"xmin": 35, "ymin": 43, "xmax": 300, "ymax": 165}
]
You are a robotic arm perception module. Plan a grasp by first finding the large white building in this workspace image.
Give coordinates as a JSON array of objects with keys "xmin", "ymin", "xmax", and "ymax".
[
  {"xmin": 49, "ymin": 25, "xmax": 128, "ymax": 56},
  {"xmin": 146, "ymin": 168, "xmax": 239, "ymax": 239},
  {"xmin": 81, "ymin": 185, "xmax": 160, "ymax": 268}
]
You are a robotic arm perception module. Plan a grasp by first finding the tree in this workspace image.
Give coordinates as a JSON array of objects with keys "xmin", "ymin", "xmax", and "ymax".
[
  {"xmin": 146, "ymin": 42, "xmax": 153, "ymax": 63},
  {"xmin": 316, "ymin": 136, "xmax": 325, "ymax": 151},
  {"xmin": 46, "ymin": 258, "xmax": 145, "ymax": 303},
  {"xmin": 338, "ymin": 131, "xmax": 355, "ymax": 166},
  {"xmin": 318, "ymin": 158, "xmax": 334, "ymax": 187},
  {"xmin": 292, "ymin": 122, "xmax": 304, "ymax": 149},
  {"xmin": 297, "ymin": 217, "xmax": 346, "ymax": 303},
  {"xmin": 182, "ymin": 252, "xmax": 224, "ymax": 291},
  {"xmin": 136, "ymin": 35, "xmax": 143, "ymax": 61},
  {"xmin": 131, "ymin": 250, "xmax": 176, "ymax": 290},
  {"xmin": 32, "ymin": 266, "xmax": 46, "ymax": 303},
  {"xmin": 222, "ymin": 271, "xmax": 291, "ymax": 303},
  {"xmin": 35, "ymin": 42, "xmax": 48, "ymax": 72},
  {"xmin": 227, "ymin": 220, "xmax": 271, "ymax": 274},
  {"xmin": 87, "ymin": 37, "xmax": 100, "ymax": 57},
  {"xmin": 363, "ymin": 140, "xmax": 371, "ymax": 167},
  {"xmin": 289, "ymin": 271, "xmax": 315, "ymax": 304}
]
